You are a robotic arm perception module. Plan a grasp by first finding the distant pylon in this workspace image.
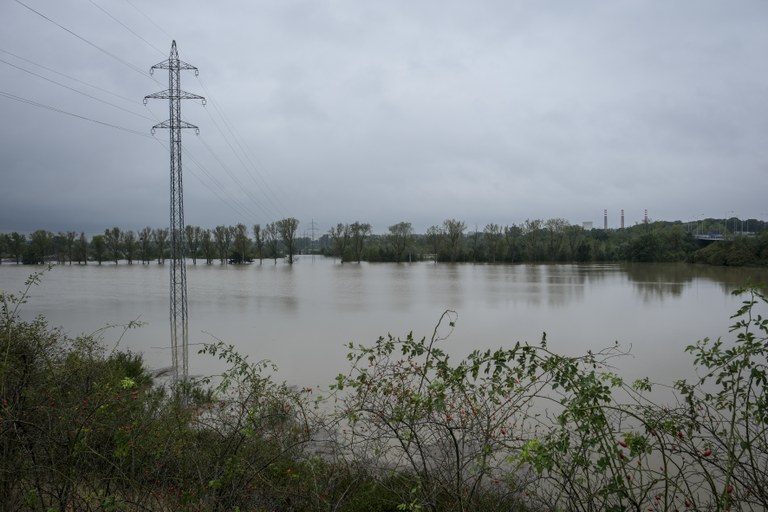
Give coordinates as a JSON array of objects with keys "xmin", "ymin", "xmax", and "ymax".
[
  {"xmin": 144, "ymin": 41, "xmax": 205, "ymax": 384},
  {"xmin": 308, "ymin": 219, "xmax": 319, "ymax": 254}
]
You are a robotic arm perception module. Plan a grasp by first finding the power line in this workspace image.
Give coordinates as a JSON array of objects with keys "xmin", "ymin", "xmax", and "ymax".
[
  {"xmin": 86, "ymin": 0, "xmax": 166, "ymax": 57},
  {"xmin": 182, "ymin": 146, "xmax": 266, "ymax": 222},
  {"xmin": 6, "ymin": 0, "xmax": 274, "ymax": 230},
  {"xmin": 152, "ymin": 137, "xmax": 263, "ymax": 228},
  {"xmin": 0, "ymin": 90, "xmax": 152, "ymax": 137},
  {"xmin": 145, "ymin": 103, "xmax": 268, "ymax": 222},
  {"xmin": 12, "ymin": 0, "xmax": 293, "ymax": 228},
  {"xmin": 196, "ymin": 135, "xmax": 277, "ymax": 219},
  {"xmin": 196, "ymin": 117, "xmax": 282, "ymax": 221},
  {"xmin": 0, "ymin": 56, "xmax": 154, "ymax": 122},
  {"xmin": 14, "ymin": 0, "xmax": 159, "ymax": 84},
  {"xmin": 88, "ymin": 0, "xmax": 293, "ymax": 224},
  {"xmin": 196, "ymin": 76, "xmax": 291, "ymax": 219},
  {"xmin": 122, "ymin": 0, "xmax": 173, "ymax": 42},
  {"xmin": 0, "ymin": 48, "xmax": 137, "ymax": 105}
]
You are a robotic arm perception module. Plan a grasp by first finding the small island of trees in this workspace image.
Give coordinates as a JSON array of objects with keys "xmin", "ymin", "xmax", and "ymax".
[{"xmin": 1, "ymin": 215, "xmax": 767, "ymax": 267}]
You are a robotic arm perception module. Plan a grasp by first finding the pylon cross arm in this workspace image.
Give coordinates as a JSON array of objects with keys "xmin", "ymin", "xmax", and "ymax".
[
  {"xmin": 144, "ymin": 90, "xmax": 205, "ymax": 103},
  {"xmin": 150, "ymin": 60, "xmax": 198, "ymax": 74},
  {"xmin": 151, "ymin": 120, "xmax": 200, "ymax": 135}
]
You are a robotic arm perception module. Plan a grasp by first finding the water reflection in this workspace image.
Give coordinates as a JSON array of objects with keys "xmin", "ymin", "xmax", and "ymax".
[
  {"xmin": 331, "ymin": 262, "xmax": 366, "ymax": 311},
  {"xmin": 622, "ymin": 263, "xmax": 768, "ymax": 302},
  {"xmin": 542, "ymin": 265, "xmax": 586, "ymax": 308},
  {"xmin": 523, "ymin": 265, "xmax": 543, "ymax": 304},
  {"xmin": 389, "ymin": 263, "xmax": 417, "ymax": 312},
  {"xmin": 425, "ymin": 263, "xmax": 463, "ymax": 311}
]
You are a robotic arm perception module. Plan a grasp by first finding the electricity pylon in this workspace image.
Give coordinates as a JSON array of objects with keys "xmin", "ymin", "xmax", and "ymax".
[{"xmin": 144, "ymin": 40, "xmax": 204, "ymax": 384}]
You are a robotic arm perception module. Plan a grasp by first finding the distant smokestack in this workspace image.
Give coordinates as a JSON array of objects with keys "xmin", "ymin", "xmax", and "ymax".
[
  {"xmin": 604, "ymin": 209, "xmax": 608, "ymax": 230},
  {"xmin": 644, "ymin": 209, "xmax": 648, "ymax": 224},
  {"xmin": 621, "ymin": 209, "xmax": 625, "ymax": 229}
]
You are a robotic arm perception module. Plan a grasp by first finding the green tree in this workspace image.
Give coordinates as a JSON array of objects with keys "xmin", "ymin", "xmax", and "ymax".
[
  {"xmin": 329, "ymin": 223, "xmax": 350, "ymax": 263},
  {"xmin": 625, "ymin": 232, "xmax": 660, "ymax": 262},
  {"xmin": 52, "ymin": 233, "xmax": 67, "ymax": 264},
  {"xmin": 201, "ymin": 228, "xmax": 215, "ymax": 264},
  {"xmin": 26, "ymin": 230, "xmax": 53, "ymax": 264},
  {"xmin": 388, "ymin": 221, "xmax": 413, "ymax": 263},
  {"xmin": 0, "ymin": 234, "xmax": 7, "ymax": 264},
  {"xmin": 522, "ymin": 219, "xmax": 543, "ymax": 261},
  {"xmin": 425, "ymin": 225, "xmax": 444, "ymax": 263},
  {"xmin": 264, "ymin": 222, "xmax": 280, "ymax": 263},
  {"xmin": 277, "ymin": 217, "xmax": 299, "ymax": 264},
  {"xmin": 9, "ymin": 232, "xmax": 25, "ymax": 264},
  {"xmin": 76, "ymin": 232, "xmax": 88, "ymax": 264},
  {"xmin": 253, "ymin": 224, "xmax": 264, "ymax": 264},
  {"xmin": 64, "ymin": 231, "xmax": 77, "ymax": 265},
  {"xmin": 231, "ymin": 223, "xmax": 251, "ymax": 264},
  {"xmin": 468, "ymin": 226, "xmax": 483, "ymax": 262},
  {"xmin": 564, "ymin": 224, "xmax": 585, "ymax": 261},
  {"xmin": 138, "ymin": 227, "xmax": 152, "ymax": 264},
  {"xmin": 503, "ymin": 224, "xmax": 521, "ymax": 262},
  {"xmin": 213, "ymin": 225, "xmax": 231, "ymax": 264},
  {"xmin": 349, "ymin": 221, "xmax": 371, "ymax": 263},
  {"xmin": 483, "ymin": 223, "xmax": 502, "ymax": 263},
  {"xmin": 575, "ymin": 239, "xmax": 592, "ymax": 262},
  {"xmin": 122, "ymin": 230, "xmax": 137, "ymax": 264},
  {"xmin": 90, "ymin": 235, "xmax": 106, "ymax": 264},
  {"xmin": 185, "ymin": 225, "xmax": 202, "ymax": 264},
  {"xmin": 544, "ymin": 218, "xmax": 568, "ymax": 261},
  {"xmin": 104, "ymin": 227, "xmax": 122, "ymax": 264},
  {"xmin": 152, "ymin": 228, "xmax": 168, "ymax": 264},
  {"xmin": 443, "ymin": 218, "xmax": 466, "ymax": 263}
]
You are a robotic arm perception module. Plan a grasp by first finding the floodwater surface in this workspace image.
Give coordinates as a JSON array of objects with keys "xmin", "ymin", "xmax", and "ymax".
[{"xmin": 1, "ymin": 259, "xmax": 766, "ymax": 389}]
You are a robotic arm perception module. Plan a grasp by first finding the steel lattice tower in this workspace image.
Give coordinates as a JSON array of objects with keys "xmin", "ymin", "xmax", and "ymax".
[{"xmin": 144, "ymin": 41, "xmax": 204, "ymax": 383}]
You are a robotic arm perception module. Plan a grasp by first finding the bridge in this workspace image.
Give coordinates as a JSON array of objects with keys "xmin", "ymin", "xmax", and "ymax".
[
  {"xmin": 694, "ymin": 233, "xmax": 726, "ymax": 241},
  {"xmin": 694, "ymin": 232, "xmax": 756, "ymax": 241}
]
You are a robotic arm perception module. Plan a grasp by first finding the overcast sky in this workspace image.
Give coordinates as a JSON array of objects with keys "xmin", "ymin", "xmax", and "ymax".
[{"xmin": 1, "ymin": 0, "xmax": 767, "ymax": 236}]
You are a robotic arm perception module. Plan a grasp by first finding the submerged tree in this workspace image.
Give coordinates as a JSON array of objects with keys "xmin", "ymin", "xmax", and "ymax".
[
  {"xmin": 264, "ymin": 222, "xmax": 280, "ymax": 264},
  {"xmin": 277, "ymin": 217, "xmax": 300, "ymax": 264},
  {"xmin": 122, "ymin": 230, "xmax": 137, "ymax": 264},
  {"xmin": 425, "ymin": 225, "xmax": 444, "ymax": 263},
  {"xmin": 8, "ymin": 233, "xmax": 25, "ymax": 264},
  {"xmin": 484, "ymin": 223, "xmax": 502, "ymax": 263},
  {"xmin": 329, "ymin": 223, "xmax": 350, "ymax": 263},
  {"xmin": 104, "ymin": 227, "xmax": 122, "ymax": 264},
  {"xmin": 349, "ymin": 221, "xmax": 371, "ymax": 263},
  {"xmin": 27, "ymin": 230, "xmax": 53, "ymax": 264},
  {"xmin": 152, "ymin": 228, "xmax": 168, "ymax": 264},
  {"xmin": 388, "ymin": 221, "xmax": 413, "ymax": 263},
  {"xmin": 231, "ymin": 223, "xmax": 251, "ymax": 264},
  {"xmin": 139, "ymin": 227, "xmax": 152, "ymax": 264},
  {"xmin": 90, "ymin": 235, "xmax": 106, "ymax": 265},
  {"xmin": 62, "ymin": 231, "xmax": 76, "ymax": 265},
  {"xmin": 253, "ymin": 224, "xmax": 264, "ymax": 264},
  {"xmin": 213, "ymin": 225, "xmax": 231, "ymax": 264},
  {"xmin": 201, "ymin": 229, "xmax": 215, "ymax": 264},
  {"xmin": 443, "ymin": 218, "xmax": 466, "ymax": 263},
  {"xmin": 76, "ymin": 232, "xmax": 88, "ymax": 264},
  {"xmin": 185, "ymin": 225, "xmax": 202, "ymax": 264}
]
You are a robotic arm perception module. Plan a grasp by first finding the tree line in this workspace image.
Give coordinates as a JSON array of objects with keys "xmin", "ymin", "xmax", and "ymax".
[
  {"xmin": 0, "ymin": 219, "xmax": 300, "ymax": 266},
  {"xmin": 2, "ymin": 216, "xmax": 767, "ymax": 266}
]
